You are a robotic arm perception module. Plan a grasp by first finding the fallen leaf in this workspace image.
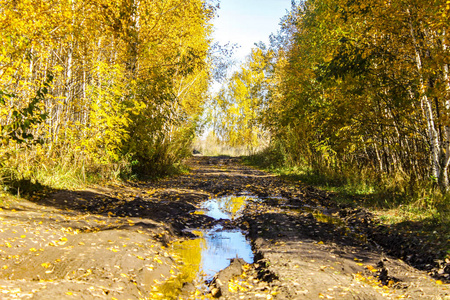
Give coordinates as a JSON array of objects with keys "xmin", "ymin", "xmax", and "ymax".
[{"xmin": 41, "ymin": 262, "xmax": 51, "ymax": 268}]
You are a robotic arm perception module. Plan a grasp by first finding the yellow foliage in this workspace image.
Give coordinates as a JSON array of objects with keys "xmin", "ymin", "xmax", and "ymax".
[{"xmin": 0, "ymin": 0, "xmax": 215, "ymax": 181}]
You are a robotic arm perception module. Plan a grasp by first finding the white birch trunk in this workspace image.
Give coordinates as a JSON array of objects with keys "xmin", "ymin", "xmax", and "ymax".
[
  {"xmin": 441, "ymin": 28, "xmax": 450, "ymax": 190},
  {"xmin": 408, "ymin": 11, "xmax": 441, "ymax": 183}
]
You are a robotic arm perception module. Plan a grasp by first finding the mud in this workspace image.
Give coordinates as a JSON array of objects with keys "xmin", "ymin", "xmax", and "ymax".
[{"xmin": 0, "ymin": 156, "xmax": 448, "ymax": 299}]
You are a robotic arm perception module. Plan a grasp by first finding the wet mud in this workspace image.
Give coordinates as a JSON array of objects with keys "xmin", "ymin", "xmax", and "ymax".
[{"xmin": 0, "ymin": 156, "xmax": 449, "ymax": 299}]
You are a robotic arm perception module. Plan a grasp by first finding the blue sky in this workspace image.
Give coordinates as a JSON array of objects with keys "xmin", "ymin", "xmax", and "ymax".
[{"xmin": 212, "ymin": 0, "xmax": 293, "ymax": 62}]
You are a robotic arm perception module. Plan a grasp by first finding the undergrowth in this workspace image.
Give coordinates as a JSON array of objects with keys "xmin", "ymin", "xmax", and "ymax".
[
  {"xmin": 244, "ymin": 148, "xmax": 450, "ymax": 265},
  {"xmin": 244, "ymin": 148, "xmax": 450, "ymax": 226},
  {"xmin": 0, "ymin": 145, "xmax": 190, "ymax": 200}
]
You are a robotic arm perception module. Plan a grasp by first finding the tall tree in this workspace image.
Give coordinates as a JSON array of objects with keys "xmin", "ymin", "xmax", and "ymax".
[{"xmin": 0, "ymin": 0, "xmax": 216, "ymax": 177}]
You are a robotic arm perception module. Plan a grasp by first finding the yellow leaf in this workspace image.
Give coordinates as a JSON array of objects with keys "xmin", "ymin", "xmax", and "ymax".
[
  {"xmin": 436, "ymin": 280, "xmax": 443, "ymax": 285},
  {"xmin": 154, "ymin": 258, "xmax": 162, "ymax": 264},
  {"xmin": 66, "ymin": 292, "xmax": 73, "ymax": 295},
  {"xmin": 41, "ymin": 262, "xmax": 51, "ymax": 268}
]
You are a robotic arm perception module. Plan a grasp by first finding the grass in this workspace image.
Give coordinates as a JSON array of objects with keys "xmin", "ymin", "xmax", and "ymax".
[
  {"xmin": 243, "ymin": 151, "xmax": 450, "ymax": 262},
  {"xmin": 192, "ymin": 135, "xmax": 267, "ymax": 157},
  {"xmin": 0, "ymin": 143, "xmax": 195, "ymax": 201},
  {"xmin": 244, "ymin": 152, "xmax": 448, "ymax": 215}
]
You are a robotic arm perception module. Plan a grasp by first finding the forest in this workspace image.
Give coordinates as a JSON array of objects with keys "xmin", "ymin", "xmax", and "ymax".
[
  {"xmin": 214, "ymin": 0, "xmax": 450, "ymax": 213},
  {"xmin": 0, "ymin": 0, "xmax": 215, "ymax": 187},
  {"xmin": 0, "ymin": 0, "xmax": 450, "ymax": 298}
]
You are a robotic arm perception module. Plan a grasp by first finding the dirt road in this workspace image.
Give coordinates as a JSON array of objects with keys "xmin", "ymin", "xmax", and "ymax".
[{"xmin": 0, "ymin": 156, "xmax": 448, "ymax": 299}]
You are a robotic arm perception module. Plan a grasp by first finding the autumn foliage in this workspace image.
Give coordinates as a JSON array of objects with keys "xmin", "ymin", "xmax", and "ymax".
[
  {"xmin": 0, "ymin": 0, "xmax": 214, "ymax": 183},
  {"xmin": 271, "ymin": 0, "xmax": 450, "ymax": 194},
  {"xmin": 216, "ymin": 0, "xmax": 450, "ymax": 205}
]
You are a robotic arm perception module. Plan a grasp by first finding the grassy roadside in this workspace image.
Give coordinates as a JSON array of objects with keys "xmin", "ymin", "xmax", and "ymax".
[
  {"xmin": 242, "ymin": 154, "xmax": 450, "ymax": 271},
  {"xmin": 0, "ymin": 149, "xmax": 191, "ymax": 207}
]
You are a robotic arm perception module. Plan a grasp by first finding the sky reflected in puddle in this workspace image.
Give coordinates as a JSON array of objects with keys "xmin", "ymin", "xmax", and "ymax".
[
  {"xmin": 200, "ymin": 224, "xmax": 253, "ymax": 279},
  {"xmin": 200, "ymin": 195, "xmax": 256, "ymax": 220},
  {"xmin": 172, "ymin": 196, "xmax": 255, "ymax": 285}
]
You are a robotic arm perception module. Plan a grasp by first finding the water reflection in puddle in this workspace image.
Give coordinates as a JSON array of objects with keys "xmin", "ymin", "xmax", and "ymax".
[
  {"xmin": 200, "ymin": 195, "xmax": 256, "ymax": 220},
  {"xmin": 174, "ymin": 196, "xmax": 255, "ymax": 283},
  {"xmin": 200, "ymin": 224, "xmax": 253, "ymax": 279},
  {"xmin": 155, "ymin": 238, "xmax": 203, "ymax": 299}
]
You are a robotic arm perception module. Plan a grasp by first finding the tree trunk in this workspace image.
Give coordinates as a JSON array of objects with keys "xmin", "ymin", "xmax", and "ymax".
[
  {"xmin": 440, "ymin": 28, "xmax": 450, "ymax": 191},
  {"xmin": 408, "ymin": 10, "xmax": 442, "ymax": 186}
]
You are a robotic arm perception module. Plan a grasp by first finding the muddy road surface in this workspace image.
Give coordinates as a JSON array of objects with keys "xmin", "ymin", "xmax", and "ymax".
[{"xmin": 0, "ymin": 156, "xmax": 449, "ymax": 299}]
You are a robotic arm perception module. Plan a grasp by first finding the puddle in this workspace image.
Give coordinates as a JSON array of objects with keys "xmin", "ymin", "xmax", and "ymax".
[
  {"xmin": 199, "ymin": 195, "xmax": 255, "ymax": 220},
  {"xmin": 199, "ymin": 224, "xmax": 253, "ymax": 279},
  {"xmin": 172, "ymin": 196, "xmax": 255, "ymax": 284},
  {"xmin": 152, "ymin": 238, "xmax": 203, "ymax": 299},
  {"xmin": 313, "ymin": 211, "xmax": 346, "ymax": 226}
]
